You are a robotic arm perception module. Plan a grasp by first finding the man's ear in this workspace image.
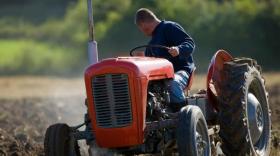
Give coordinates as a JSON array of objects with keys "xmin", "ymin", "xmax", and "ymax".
[{"xmin": 137, "ymin": 22, "xmax": 145, "ymax": 27}]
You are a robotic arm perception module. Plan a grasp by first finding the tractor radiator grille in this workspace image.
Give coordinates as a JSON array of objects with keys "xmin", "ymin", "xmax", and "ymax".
[{"xmin": 92, "ymin": 74, "xmax": 132, "ymax": 128}]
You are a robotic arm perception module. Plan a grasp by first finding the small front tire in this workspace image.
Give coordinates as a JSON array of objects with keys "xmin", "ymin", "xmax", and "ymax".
[
  {"xmin": 177, "ymin": 105, "xmax": 211, "ymax": 156},
  {"xmin": 44, "ymin": 123, "xmax": 81, "ymax": 156}
]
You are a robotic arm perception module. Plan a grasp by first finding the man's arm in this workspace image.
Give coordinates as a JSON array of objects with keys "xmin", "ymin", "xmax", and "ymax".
[{"xmin": 165, "ymin": 23, "xmax": 195, "ymax": 58}]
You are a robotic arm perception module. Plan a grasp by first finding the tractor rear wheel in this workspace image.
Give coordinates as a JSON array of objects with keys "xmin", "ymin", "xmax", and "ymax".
[
  {"xmin": 218, "ymin": 58, "xmax": 271, "ymax": 155},
  {"xmin": 177, "ymin": 105, "xmax": 211, "ymax": 156},
  {"xmin": 44, "ymin": 123, "xmax": 81, "ymax": 156}
]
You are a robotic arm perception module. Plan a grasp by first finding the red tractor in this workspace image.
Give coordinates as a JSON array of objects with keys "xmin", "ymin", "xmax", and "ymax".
[{"xmin": 44, "ymin": 1, "xmax": 271, "ymax": 156}]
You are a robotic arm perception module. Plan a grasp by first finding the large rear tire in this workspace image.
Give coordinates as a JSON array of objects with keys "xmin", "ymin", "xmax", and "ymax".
[
  {"xmin": 177, "ymin": 105, "xmax": 211, "ymax": 156},
  {"xmin": 44, "ymin": 123, "xmax": 81, "ymax": 156},
  {"xmin": 218, "ymin": 58, "xmax": 271, "ymax": 155}
]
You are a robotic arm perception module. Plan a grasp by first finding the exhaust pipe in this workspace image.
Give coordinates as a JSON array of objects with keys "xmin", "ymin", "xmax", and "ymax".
[{"xmin": 87, "ymin": 0, "xmax": 98, "ymax": 64}]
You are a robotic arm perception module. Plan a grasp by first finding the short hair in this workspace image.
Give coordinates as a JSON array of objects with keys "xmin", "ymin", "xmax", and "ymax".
[{"xmin": 135, "ymin": 8, "xmax": 158, "ymax": 25}]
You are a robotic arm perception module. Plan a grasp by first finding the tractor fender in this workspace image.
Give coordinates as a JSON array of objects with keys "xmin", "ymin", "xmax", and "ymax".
[{"xmin": 206, "ymin": 50, "xmax": 233, "ymax": 111}]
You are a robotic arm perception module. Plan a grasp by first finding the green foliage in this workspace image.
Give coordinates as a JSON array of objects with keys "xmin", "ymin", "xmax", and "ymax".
[
  {"xmin": 0, "ymin": 40, "xmax": 82, "ymax": 75},
  {"xmin": 96, "ymin": 0, "xmax": 280, "ymax": 71},
  {"xmin": 0, "ymin": 0, "xmax": 280, "ymax": 75},
  {"xmin": 0, "ymin": 0, "xmax": 75, "ymax": 24}
]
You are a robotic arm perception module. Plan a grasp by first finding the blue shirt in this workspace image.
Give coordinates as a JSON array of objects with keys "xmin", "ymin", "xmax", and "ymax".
[{"xmin": 145, "ymin": 21, "xmax": 195, "ymax": 74}]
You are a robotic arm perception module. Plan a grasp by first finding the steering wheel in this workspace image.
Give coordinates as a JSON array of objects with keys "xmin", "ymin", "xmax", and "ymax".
[{"xmin": 129, "ymin": 44, "xmax": 170, "ymax": 56}]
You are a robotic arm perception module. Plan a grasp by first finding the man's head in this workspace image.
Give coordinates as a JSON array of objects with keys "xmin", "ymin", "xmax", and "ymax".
[{"xmin": 135, "ymin": 8, "xmax": 160, "ymax": 36}]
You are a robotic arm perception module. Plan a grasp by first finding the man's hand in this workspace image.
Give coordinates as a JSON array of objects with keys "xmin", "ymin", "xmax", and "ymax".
[
  {"xmin": 168, "ymin": 46, "xmax": 179, "ymax": 57},
  {"xmin": 134, "ymin": 51, "xmax": 145, "ymax": 56}
]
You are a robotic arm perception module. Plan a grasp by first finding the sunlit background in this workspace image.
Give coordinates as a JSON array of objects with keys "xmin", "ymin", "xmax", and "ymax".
[{"xmin": 0, "ymin": 0, "xmax": 280, "ymax": 75}]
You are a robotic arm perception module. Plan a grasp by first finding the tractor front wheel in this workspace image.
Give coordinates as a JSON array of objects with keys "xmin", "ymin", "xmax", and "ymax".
[
  {"xmin": 177, "ymin": 105, "xmax": 211, "ymax": 156},
  {"xmin": 44, "ymin": 123, "xmax": 81, "ymax": 156}
]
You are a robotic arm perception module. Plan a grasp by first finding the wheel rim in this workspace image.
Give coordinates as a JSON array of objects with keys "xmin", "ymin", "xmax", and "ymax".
[
  {"xmin": 247, "ymin": 92, "xmax": 264, "ymax": 144},
  {"xmin": 247, "ymin": 78, "xmax": 270, "ymax": 155},
  {"xmin": 195, "ymin": 119, "xmax": 209, "ymax": 156}
]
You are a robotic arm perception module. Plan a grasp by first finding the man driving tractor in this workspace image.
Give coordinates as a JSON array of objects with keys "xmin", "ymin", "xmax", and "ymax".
[
  {"xmin": 135, "ymin": 8, "xmax": 196, "ymax": 111},
  {"xmin": 44, "ymin": 5, "xmax": 272, "ymax": 156}
]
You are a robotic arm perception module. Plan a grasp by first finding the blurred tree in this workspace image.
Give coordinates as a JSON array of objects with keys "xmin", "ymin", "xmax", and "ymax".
[{"xmin": 1, "ymin": 0, "xmax": 280, "ymax": 74}]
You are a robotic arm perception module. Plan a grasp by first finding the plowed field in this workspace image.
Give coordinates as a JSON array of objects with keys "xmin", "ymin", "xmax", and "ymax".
[{"xmin": 0, "ymin": 74, "xmax": 279, "ymax": 155}]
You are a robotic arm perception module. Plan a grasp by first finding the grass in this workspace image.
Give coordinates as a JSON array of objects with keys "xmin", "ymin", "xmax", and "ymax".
[{"xmin": 0, "ymin": 39, "xmax": 83, "ymax": 75}]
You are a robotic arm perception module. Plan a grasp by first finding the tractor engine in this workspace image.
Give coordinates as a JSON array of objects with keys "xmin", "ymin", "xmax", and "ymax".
[
  {"xmin": 146, "ymin": 81, "xmax": 170, "ymax": 122},
  {"xmin": 140, "ymin": 81, "xmax": 176, "ymax": 153}
]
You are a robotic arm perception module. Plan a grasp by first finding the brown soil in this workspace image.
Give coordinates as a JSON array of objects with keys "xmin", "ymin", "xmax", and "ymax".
[
  {"xmin": 0, "ymin": 76, "xmax": 279, "ymax": 155},
  {"xmin": 0, "ymin": 97, "xmax": 86, "ymax": 156},
  {"xmin": 0, "ymin": 76, "xmax": 86, "ymax": 155}
]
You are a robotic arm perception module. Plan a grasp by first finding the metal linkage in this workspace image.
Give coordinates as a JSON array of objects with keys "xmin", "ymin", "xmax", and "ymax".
[
  {"xmin": 208, "ymin": 125, "xmax": 220, "ymax": 136},
  {"xmin": 145, "ymin": 119, "xmax": 178, "ymax": 133},
  {"xmin": 72, "ymin": 130, "xmax": 92, "ymax": 141}
]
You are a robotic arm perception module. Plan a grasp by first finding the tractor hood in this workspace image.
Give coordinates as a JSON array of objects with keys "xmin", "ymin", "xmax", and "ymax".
[{"xmin": 85, "ymin": 57, "xmax": 174, "ymax": 80}]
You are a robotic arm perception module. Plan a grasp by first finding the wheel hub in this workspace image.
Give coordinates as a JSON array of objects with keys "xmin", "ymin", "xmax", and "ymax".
[
  {"xmin": 247, "ymin": 93, "xmax": 264, "ymax": 145},
  {"xmin": 196, "ymin": 131, "xmax": 207, "ymax": 155}
]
